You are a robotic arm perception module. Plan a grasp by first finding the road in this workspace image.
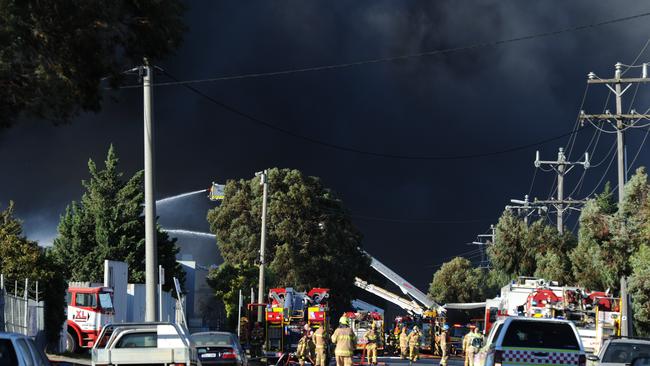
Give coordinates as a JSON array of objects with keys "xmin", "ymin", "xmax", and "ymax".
[{"xmin": 353, "ymin": 355, "xmax": 465, "ymax": 366}]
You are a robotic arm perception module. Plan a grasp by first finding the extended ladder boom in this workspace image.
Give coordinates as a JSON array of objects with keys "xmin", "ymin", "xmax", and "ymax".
[
  {"xmin": 354, "ymin": 277, "xmax": 424, "ymax": 316},
  {"xmin": 363, "ymin": 250, "xmax": 444, "ymax": 313}
]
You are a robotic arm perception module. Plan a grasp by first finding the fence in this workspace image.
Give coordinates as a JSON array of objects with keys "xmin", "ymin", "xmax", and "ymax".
[{"xmin": 0, "ymin": 274, "xmax": 45, "ymax": 344}]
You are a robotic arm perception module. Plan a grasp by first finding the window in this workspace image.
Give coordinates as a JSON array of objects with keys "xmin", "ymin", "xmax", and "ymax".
[
  {"xmin": 502, "ymin": 321, "xmax": 579, "ymax": 350},
  {"xmin": 0, "ymin": 339, "xmax": 18, "ymax": 366},
  {"xmin": 115, "ymin": 332, "xmax": 157, "ymax": 348},
  {"xmin": 192, "ymin": 333, "xmax": 232, "ymax": 347},
  {"xmin": 98, "ymin": 293, "xmax": 113, "ymax": 311},
  {"xmin": 75, "ymin": 293, "xmax": 97, "ymax": 308},
  {"xmin": 602, "ymin": 343, "xmax": 650, "ymax": 364},
  {"xmin": 25, "ymin": 338, "xmax": 50, "ymax": 366},
  {"xmin": 15, "ymin": 339, "xmax": 34, "ymax": 366}
]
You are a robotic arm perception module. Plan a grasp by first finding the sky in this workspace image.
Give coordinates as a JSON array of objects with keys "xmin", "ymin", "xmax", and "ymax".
[{"xmin": 1, "ymin": 1, "xmax": 650, "ymax": 294}]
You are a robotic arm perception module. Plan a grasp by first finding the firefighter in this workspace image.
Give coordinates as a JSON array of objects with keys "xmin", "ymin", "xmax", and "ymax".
[
  {"xmin": 297, "ymin": 328, "xmax": 315, "ymax": 366},
  {"xmin": 439, "ymin": 324, "xmax": 450, "ymax": 366},
  {"xmin": 313, "ymin": 326, "xmax": 328, "ymax": 366},
  {"xmin": 399, "ymin": 326, "xmax": 409, "ymax": 359},
  {"xmin": 408, "ymin": 325, "xmax": 421, "ymax": 362},
  {"xmin": 364, "ymin": 322, "xmax": 379, "ymax": 365},
  {"xmin": 332, "ymin": 316, "xmax": 356, "ymax": 366},
  {"xmin": 462, "ymin": 327, "xmax": 474, "ymax": 366},
  {"xmin": 250, "ymin": 322, "xmax": 264, "ymax": 359},
  {"xmin": 467, "ymin": 326, "xmax": 483, "ymax": 366}
]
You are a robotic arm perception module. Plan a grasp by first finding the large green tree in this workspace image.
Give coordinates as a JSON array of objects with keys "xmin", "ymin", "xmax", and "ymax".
[
  {"xmin": 428, "ymin": 257, "xmax": 502, "ymax": 304},
  {"xmin": 207, "ymin": 168, "xmax": 370, "ymax": 321},
  {"xmin": 487, "ymin": 210, "xmax": 576, "ymax": 283},
  {"xmin": 629, "ymin": 244, "xmax": 650, "ymax": 336},
  {"xmin": 571, "ymin": 169, "xmax": 650, "ymax": 291},
  {"xmin": 0, "ymin": 202, "xmax": 67, "ymax": 347},
  {"xmin": 50, "ymin": 146, "xmax": 184, "ymax": 288},
  {"xmin": 0, "ymin": 0, "xmax": 185, "ymax": 126}
]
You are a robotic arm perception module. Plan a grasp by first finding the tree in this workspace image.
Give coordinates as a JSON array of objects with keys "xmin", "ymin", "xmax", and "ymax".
[
  {"xmin": 0, "ymin": 202, "xmax": 67, "ymax": 347},
  {"xmin": 206, "ymin": 263, "xmax": 259, "ymax": 329},
  {"xmin": 50, "ymin": 146, "xmax": 184, "ymax": 289},
  {"xmin": 629, "ymin": 244, "xmax": 650, "ymax": 336},
  {"xmin": 428, "ymin": 257, "xmax": 504, "ymax": 303},
  {"xmin": 571, "ymin": 169, "xmax": 650, "ymax": 291},
  {"xmin": 207, "ymin": 168, "xmax": 370, "ymax": 318},
  {"xmin": 488, "ymin": 211, "xmax": 575, "ymax": 283},
  {"xmin": 428, "ymin": 257, "xmax": 484, "ymax": 303},
  {"xmin": 0, "ymin": 0, "xmax": 186, "ymax": 127}
]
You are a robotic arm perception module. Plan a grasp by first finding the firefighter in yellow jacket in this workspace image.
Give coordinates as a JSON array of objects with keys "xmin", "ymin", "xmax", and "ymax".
[
  {"xmin": 408, "ymin": 326, "xmax": 421, "ymax": 362},
  {"xmin": 296, "ymin": 329, "xmax": 315, "ymax": 366},
  {"xmin": 364, "ymin": 323, "xmax": 379, "ymax": 365},
  {"xmin": 313, "ymin": 326, "xmax": 328, "ymax": 366},
  {"xmin": 399, "ymin": 326, "xmax": 409, "ymax": 359},
  {"xmin": 463, "ymin": 327, "xmax": 474, "ymax": 366},
  {"xmin": 332, "ymin": 316, "xmax": 357, "ymax": 366},
  {"xmin": 440, "ymin": 324, "xmax": 450, "ymax": 366}
]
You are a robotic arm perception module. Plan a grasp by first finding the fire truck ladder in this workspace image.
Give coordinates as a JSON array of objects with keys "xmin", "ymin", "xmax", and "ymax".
[
  {"xmin": 354, "ymin": 277, "xmax": 425, "ymax": 316},
  {"xmin": 363, "ymin": 250, "xmax": 445, "ymax": 314}
]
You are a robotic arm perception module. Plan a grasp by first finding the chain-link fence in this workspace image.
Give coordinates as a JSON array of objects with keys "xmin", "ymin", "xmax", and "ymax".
[{"xmin": 0, "ymin": 275, "xmax": 45, "ymax": 346}]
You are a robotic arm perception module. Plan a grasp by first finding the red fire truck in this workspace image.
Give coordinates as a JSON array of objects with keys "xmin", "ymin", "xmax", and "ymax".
[{"xmin": 65, "ymin": 286, "xmax": 115, "ymax": 353}]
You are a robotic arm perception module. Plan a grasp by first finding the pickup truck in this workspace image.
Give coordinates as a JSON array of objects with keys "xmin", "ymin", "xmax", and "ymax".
[{"xmin": 91, "ymin": 322, "xmax": 198, "ymax": 366}]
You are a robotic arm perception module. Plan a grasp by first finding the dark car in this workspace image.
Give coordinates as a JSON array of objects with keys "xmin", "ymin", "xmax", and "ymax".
[{"xmin": 192, "ymin": 331, "xmax": 248, "ymax": 366}]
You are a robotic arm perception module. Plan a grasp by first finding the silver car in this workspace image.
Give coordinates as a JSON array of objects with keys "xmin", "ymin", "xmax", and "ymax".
[{"xmin": 588, "ymin": 338, "xmax": 650, "ymax": 366}]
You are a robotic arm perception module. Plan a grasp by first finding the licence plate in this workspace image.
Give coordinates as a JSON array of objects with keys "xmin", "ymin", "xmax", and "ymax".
[{"xmin": 203, "ymin": 353, "xmax": 217, "ymax": 358}]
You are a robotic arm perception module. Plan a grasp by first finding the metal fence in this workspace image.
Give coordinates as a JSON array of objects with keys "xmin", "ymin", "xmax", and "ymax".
[{"xmin": 0, "ymin": 274, "xmax": 45, "ymax": 340}]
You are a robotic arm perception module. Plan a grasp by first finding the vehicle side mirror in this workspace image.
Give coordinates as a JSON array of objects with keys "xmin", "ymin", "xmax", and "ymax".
[
  {"xmin": 631, "ymin": 357, "xmax": 650, "ymax": 366},
  {"xmin": 586, "ymin": 355, "xmax": 599, "ymax": 362}
]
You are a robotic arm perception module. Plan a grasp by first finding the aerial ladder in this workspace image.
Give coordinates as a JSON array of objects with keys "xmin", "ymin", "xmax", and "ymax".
[
  {"xmin": 354, "ymin": 277, "xmax": 425, "ymax": 316},
  {"xmin": 362, "ymin": 250, "xmax": 445, "ymax": 314}
]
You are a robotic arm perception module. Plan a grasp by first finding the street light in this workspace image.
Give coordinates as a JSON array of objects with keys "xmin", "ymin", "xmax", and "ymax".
[{"xmin": 255, "ymin": 170, "xmax": 268, "ymax": 322}]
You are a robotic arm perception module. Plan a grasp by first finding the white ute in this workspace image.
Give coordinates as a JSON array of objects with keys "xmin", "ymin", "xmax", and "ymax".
[{"xmin": 91, "ymin": 322, "xmax": 198, "ymax": 366}]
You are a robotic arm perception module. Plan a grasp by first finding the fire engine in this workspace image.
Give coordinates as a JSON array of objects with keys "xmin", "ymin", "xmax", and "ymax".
[
  {"xmin": 263, "ymin": 287, "xmax": 330, "ymax": 363},
  {"xmin": 344, "ymin": 310, "xmax": 384, "ymax": 352},
  {"xmin": 483, "ymin": 277, "xmax": 621, "ymax": 354},
  {"xmin": 65, "ymin": 286, "xmax": 115, "ymax": 353}
]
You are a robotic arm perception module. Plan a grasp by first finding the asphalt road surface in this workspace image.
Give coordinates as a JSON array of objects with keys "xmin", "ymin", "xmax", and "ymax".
[{"xmin": 351, "ymin": 355, "xmax": 465, "ymax": 366}]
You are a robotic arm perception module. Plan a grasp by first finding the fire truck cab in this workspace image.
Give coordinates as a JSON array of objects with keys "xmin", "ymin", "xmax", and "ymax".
[{"xmin": 66, "ymin": 286, "xmax": 115, "ymax": 353}]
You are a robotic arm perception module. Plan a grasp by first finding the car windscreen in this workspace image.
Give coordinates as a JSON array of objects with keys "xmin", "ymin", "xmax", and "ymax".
[
  {"xmin": 193, "ymin": 333, "xmax": 233, "ymax": 347},
  {"xmin": 602, "ymin": 343, "xmax": 650, "ymax": 363},
  {"xmin": 502, "ymin": 321, "xmax": 580, "ymax": 350}
]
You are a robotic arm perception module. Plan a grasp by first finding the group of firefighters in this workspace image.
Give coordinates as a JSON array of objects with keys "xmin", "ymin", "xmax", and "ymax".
[{"xmin": 248, "ymin": 315, "xmax": 483, "ymax": 366}]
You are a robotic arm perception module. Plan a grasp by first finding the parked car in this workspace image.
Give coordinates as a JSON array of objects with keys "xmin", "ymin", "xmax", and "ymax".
[
  {"xmin": 476, "ymin": 317, "xmax": 586, "ymax": 366},
  {"xmin": 587, "ymin": 337, "xmax": 650, "ymax": 366},
  {"xmin": 0, "ymin": 332, "xmax": 51, "ymax": 366},
  {"xmin": 91, "ymin": 322, "xmax": 197, "ymax": 366},
  {"xmin": 192, "ymin": 331, "xmax": 247, "ymax": 366}
]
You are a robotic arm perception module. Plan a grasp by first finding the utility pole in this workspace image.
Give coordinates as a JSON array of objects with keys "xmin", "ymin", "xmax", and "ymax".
[
  {"xmin": 143, "ymin": 61, "xmax": 158, "ymax": 322},
  {"xmin": 505, "ymin": 195, "xmax": 548, "ymax": 225},
  {"xmin": 534, "ymin": 147, "xmax": 589, "ymax": 234},
  {"xmin": 580, "ymin": 62, "xmax": 650, "ymax": 203},
  {"xmin": 255, "ymin": 170, "xmax": 268, "ymax": 322},
  {"xmin": 469, "ymin": 225, "xmax": 495, "ymax": 268}
]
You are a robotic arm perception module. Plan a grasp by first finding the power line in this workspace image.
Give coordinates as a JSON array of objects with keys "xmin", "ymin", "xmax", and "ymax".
[
  {"xmin": 349, "ymin": 214, "xmax": 491, "ymax": 224},
  {"xmin": 163, "ymin": 70, "xmax": 590, "ymax": 160},
  {"xmin": 116, "ymin": 11, "xmax": 650, "ymax": 89}
]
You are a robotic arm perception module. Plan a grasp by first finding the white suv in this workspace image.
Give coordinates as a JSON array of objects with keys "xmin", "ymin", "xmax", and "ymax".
[{"xmin": 477, "ymin": 317, "xmax": 586, "ymax": 366}]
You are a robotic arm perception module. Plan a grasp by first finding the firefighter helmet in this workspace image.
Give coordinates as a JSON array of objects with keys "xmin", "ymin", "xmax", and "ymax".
[{"xmin": 339, "ymin": 316, "xmax": 349, "ymax": 326}]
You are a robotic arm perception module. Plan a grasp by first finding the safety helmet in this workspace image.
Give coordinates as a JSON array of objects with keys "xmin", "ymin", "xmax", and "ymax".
[
  {"xmin": 413, "ymin": 326, "xmax": 419, "ymax": 331},
  {"xmin": 339, "ymin": 316, "xmax": 349, "ymax": 326}
]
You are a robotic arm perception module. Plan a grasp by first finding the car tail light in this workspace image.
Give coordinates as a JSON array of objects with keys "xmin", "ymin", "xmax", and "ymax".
[
  {"xmin": 169, "ymin": 364, "xmax": 186, "ymax": 366},
  {"xmin": 222, "ymin": 348, "xmax": 237, "ymax": 359},
  {"xmin": 579, "ymin": 354, "xmax": 586, "ymax": 366},
  {"xmin": 494, "ymin": 350, "xmax": 503, "ymax": 366}
]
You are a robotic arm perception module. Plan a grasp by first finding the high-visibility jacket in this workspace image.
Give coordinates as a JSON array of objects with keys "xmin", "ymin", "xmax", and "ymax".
[
  {"xmin": 365, "ymin": 329, "xmax": 378, "ymax": 344},
  {"xmin": 462, "ymin": 332, "xmax": 472, "ymax": 351},
  {"xmin": 314, "ymin": 327, "xmax": 327, "ymax": 350},
  {"xmin": 408, "ymin": 330, "xmax": 420, "ymax": 347},
  {"xmin": 399, "ymin": 331, "xmax": 408, "ymax": 348},
  {"xmin": 331, "ymin": 326, "xmax": 356, "ymax": 357}
]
